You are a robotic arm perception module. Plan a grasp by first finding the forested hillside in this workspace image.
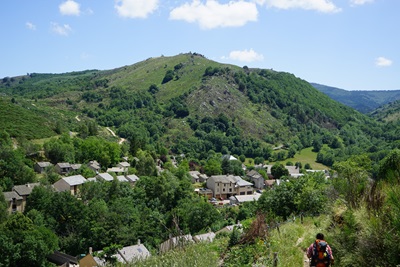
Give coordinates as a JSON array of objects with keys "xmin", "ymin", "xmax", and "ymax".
[{"xmin": 1, "ymin": 53, "xmax": 399, "ymax": 169}]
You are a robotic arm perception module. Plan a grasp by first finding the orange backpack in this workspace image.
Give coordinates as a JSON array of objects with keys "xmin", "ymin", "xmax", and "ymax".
[{"xmin": 310, "ymin": 239, "xmax": 331, "ymax": 267}]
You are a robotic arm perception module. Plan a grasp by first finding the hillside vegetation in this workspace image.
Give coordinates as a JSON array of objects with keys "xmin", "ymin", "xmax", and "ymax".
[{"xmin": 370, "ymin": 99, "xmax": 400, "ymax": 122}]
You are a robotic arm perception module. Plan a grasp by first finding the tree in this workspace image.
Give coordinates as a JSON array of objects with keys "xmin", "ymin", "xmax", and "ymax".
[
  {"xmin": 162, "ymin": 70, "xmax": 174, "ymax": 84},
  {"xmin": 271, "ymin": 163, "xmax": 289, "ymax": 179},
  {"xmin": 333, "ymin": 156, "xmax": 370, "ymax": 208},
  {"xmin": 204, "ymin": 158, "xmax": 222, "ymax": 176},
  {"xmin": 175, "ymin": 197, "xmax": 221, "ymax": 234},
  {"xmin": 378, "ymin": 149, "xmax": 400, "ymax": 183},
  {"xmin": 44, "ymin": 137, "xmax": 75, "ymax": 164},
  {"xmin": 136, "ymin": 150, "xmax": 156, "ymax": 176},
  {"xmin": 0, "ymin": 213, "xmax": 58, "ymax": 267}
]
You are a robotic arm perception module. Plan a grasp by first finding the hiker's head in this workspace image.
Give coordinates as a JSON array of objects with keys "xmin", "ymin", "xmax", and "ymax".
[{"xmin": 316, "ymin": 233, "xmax": 324, "ymax": 240}]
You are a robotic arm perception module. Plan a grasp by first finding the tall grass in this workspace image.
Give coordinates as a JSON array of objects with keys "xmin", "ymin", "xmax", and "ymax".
[{"xmin": 128, "ymin": 241, "xmax": 222, "ymax": 267}]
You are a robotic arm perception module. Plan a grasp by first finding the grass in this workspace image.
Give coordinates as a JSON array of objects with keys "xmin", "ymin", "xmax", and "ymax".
[
  {"xmin": 279, "ymin": 147, "xmax": 328, "ymax": 170},
  {"xmin": 128, "ymin": 238, "xmax": 224, "ymax": 267}
]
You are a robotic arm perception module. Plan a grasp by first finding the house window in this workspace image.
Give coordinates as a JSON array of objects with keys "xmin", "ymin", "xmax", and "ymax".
[
  {"xmin": 229, "ymin": 188, "xmax": 232, "ymax": 192},
  {"xmin": 223, "ymin": 188, "xmax": 225, "ymax": 192},
  {"xmin": 247, "ymin": 191, "xmax": 253, "ymax": 195}
]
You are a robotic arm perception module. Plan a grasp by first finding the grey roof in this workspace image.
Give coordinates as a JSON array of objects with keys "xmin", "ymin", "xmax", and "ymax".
[
  {"xmin": 47, "ymin": 251, "xmax": 78, "ymax": 265},
  {"xmin": 96, "ymin": 172, "xmax": 114, "ymax": 181},
  {"xmin": 88, "ymin": 160, "xmax": 101, "ymax": 169},
  {"xmin": 236, "ymin": 179, "xmax": 253, "ymax": 186},
  {"xmin": 126, "ymin": 174, "xmax": 139, "ymax": 183},
  {"xmin": 56, "ymin": 162, "xmax": 71, "ymax": 168},
  {"xmin": 70, "ymin": 164, "xmax": 82, "ymax": 170},
  {"xmin": 63, "ymin": 175, "xmax": 87, "ymax": 186},
  {"xmin": 210, "ymin": 175, "xmax": 252, "ymax": 187},
  {"xmin": 13, "ymin": 183, "xmax": 40, "ymax": 196},
  {"xmin": 87, "ymin": 177, "xmax": 97, "ymax": 182},
  {"xmin": 115, "ymin": 244, "xmax": 151, "ymax": 263},
  {"xmin": 116, "ymin": 175, "xmax": 129, "ymax": 182},
  {"xmin": 210, "ymin": 175, "xmax": 240, "ymax": 183},
  {"xmin": 221, "ymin": 154, "xmax": 238, "ymax": 161},
  {"xmin": 265, "ymin": 165, "xmax": 300, "ymax": 175},
  {"xmin": 247, "ymin": 169, "xmax": 262, "ymax": 179},
  {"xmin": 107, "ymin": 167, "xmax": 125, "ymax": 173},
  {"xmin": 3, "ymin": 191, "xmax": 23, "ymax": 201},
  {"xmin": 193, "ymin": 232, "xmax": 216, "ymax": 242},
  {"xmin": 118, "ymin": 161, "xmax": 131, "ymax": 167},
  {"xmin": 233, "ymin": 194, "xmax": 261, "ymax": 203},
  {"xmin": 189, "ymin": 171, "xmax": 201, "ymax": 178},
  {"xmin": 36, "ymin": 161, "xmax": 52, "ymax": 168}
]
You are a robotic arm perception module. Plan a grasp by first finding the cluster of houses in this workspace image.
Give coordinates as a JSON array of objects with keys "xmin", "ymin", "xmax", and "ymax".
[
  {"xmin": 4, "ymin": 156, "xmax": 327, "ymax": 214},
  {"xmin": 2, "ymin": 155, "xmax": 328, "ymax": 266}
]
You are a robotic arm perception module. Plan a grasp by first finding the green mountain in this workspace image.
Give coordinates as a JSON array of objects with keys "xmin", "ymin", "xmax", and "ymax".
[
  {"xmin": 0, "ymin": 53, "xmax": 398, "ymax": 163},
  {"xmin": 311, "ymin": 82, "xmax": 400, "ymax": 113}
]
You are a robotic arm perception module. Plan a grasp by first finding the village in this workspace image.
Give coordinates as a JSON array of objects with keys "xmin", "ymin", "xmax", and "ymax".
[{"xmin": 2, "ymin": 154, "xmax": 328, "ymax": 266}]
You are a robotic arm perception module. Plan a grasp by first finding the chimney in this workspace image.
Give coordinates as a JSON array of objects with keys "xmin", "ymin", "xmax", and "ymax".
[
  {"xmin": 137, "ymin": 239, "xmax": 141, "ymax": 245},
  {"xmin": 89, "ymin": 247, "xmax": 92, "ymax": 255}
]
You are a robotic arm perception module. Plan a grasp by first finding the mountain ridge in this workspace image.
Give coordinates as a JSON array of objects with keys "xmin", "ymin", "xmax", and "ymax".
[{"xmin": 311, "ymin": 82, "xmax": 400, "ymax": 113}]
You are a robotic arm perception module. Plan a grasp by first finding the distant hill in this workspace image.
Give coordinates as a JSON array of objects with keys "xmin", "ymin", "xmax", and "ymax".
[
  {"xmin": 311, "ymin": 83, "xmax": 400, "ymax": 113},
  {"xmin": 370, "ymin": 99, "xmax": 400, "ymax": 122}
]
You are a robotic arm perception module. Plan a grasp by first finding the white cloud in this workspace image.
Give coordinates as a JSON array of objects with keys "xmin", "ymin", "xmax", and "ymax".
[
  {"xmin": 26, "ymin": 22, "xmax": 36, "ymax": 30},
  {"xmin": 115, "ymin": 0, "xmax": 159, "ymax": 18},
  {"xmin": 257, "ymin": 0, "xmax": 341, "ymax": 13},
  {"xmin": 375, "ymin": 57, "xmax": 393, "ymax": 67},
  {"xmin": 59, "ymin": 0, "xmax": 81, "ymax": 16},
  {"xmin": 51, "ymin": 22, "xmax": 72, "ymax": 36},
  {"xmin": 350, "ymin": 0, "xmax": 374, "ymax": 5},
  {"xmin": 224, "ymin": 49, "xmax": 264, "ymax": 62},
  {"xmin": 169, "ymin": 0, "xmax": 258, "ymax": 29}
]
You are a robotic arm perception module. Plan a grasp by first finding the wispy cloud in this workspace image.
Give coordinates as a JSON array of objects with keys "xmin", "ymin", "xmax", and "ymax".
[
  {"xmin": 223, "ymin": 49, "xmax": 264, "ymax": 62},
  {"xmin": 26, "ymin": 22, "xmax": 36, "ymax": 30},
  {"xmin": 51, "ymin": 22, "xmax": 72, "ymax": 36},
  {"xmin": 170, "ymin": 0, "xmax": 258, "ymax": 29},
  {"xmin": 256, "ymin": 0, "xmax": 341, "ymax": 13},
  {"xmin": 350, "ymin": 0, "xmax": 374, "ymax": 6},
  {"xmin": 115, "ymin": 0, "xmax": 159, "ymax": 19},
  {"xmin": 375, "ymin": 57, "xmax": 393, "ymax": 67},
  {"xmin": 59, "ymin": 0, "xmax": 81, "ymax": 16},
  {"xmin": 80, "ymin": 52, "xmax": 91, "ymax": 60}
]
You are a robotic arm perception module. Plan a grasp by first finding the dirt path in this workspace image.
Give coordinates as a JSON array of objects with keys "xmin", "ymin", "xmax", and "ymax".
[
  {"xmin": 296, "ymin": 237, "xmax": 310, "ymax": 267},
  {"xmin": 106, "ymin": 127, "xmax": 126, "ymax": 144},
  {"xmin": 106, "ymin": 127, "xmax": 116, "ymax": 137}
]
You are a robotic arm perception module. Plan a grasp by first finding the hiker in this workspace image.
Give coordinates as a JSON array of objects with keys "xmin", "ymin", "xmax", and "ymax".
[{"xmin": 306, "ymin": 233, "xmax": 334, "ymax": 267}]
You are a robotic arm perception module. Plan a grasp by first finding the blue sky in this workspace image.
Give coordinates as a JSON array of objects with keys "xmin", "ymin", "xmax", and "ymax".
[{"xmin": 1, "ymin": 0, "xmax": 398, "ymax": 90}]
